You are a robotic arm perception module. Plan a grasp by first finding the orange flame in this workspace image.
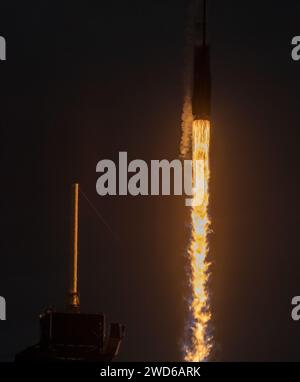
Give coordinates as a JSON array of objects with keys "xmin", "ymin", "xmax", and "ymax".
[{"xmin": 184, "ymin": 119, "xmax": 212, "ymax": 361}]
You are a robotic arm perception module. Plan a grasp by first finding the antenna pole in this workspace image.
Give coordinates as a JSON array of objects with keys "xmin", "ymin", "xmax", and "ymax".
[{"xmin": 67, "ymin": 183, "xmax": 80, "ymax": 312}]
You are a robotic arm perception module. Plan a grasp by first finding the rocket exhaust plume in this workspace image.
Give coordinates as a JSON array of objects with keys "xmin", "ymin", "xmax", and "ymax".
[{"xmin": 181, "ymin": 0, "xmax": 213, "ymax": 361}]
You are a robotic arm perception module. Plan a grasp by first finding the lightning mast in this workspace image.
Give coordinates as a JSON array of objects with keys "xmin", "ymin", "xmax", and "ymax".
[{"xmin": 67, "ymin": 183, "xmax": 80, "ymax": 312}]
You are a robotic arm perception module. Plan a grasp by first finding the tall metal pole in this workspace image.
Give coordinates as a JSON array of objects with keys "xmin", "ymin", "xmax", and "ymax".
[{"xmin": 67, "ymin": 183, "xmax": 80, "ymax": 312}]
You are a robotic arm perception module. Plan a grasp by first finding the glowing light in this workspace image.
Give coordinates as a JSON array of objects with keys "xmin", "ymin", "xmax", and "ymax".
[{"xmin": 184, "ymin": 119, "xmax": 212, "ymax": 362}]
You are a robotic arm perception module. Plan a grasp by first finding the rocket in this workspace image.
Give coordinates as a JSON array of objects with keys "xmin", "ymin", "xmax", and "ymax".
[{"xmin": 192, "ymin": 0, "xmax": 211, "ymax": 121}]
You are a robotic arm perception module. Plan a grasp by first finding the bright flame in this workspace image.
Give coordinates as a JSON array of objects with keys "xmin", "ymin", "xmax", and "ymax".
[{"xmin": 184, "ymin": 119, "xmax": 212, "ymax": 362}]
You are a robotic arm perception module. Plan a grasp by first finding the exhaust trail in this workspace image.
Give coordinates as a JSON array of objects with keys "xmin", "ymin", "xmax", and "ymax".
[
  {"xmin": 180, "ymin": 0, "xmax": 196, "ymax": 158},
  {"xmin": 181, "ymin": 0, "xmax": 213, "ymax": 362}
]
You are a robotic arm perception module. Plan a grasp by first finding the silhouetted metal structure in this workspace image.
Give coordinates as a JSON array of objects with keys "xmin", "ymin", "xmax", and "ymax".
[{"xmin": 16, "ymin": 183, "xmax": 125, "ymax": 362}]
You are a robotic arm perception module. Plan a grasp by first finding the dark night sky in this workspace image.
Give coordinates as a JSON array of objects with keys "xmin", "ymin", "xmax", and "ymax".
[{"xmin": 1, "ymin": 0, "xmax": 300, "ymax": 361}]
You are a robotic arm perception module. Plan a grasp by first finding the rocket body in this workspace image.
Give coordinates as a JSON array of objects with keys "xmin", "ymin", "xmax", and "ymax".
[
  {"xmin": 192, "ymin": 44, "xmax": 211, "ymax": 120},
  {"xmin": 192, "ymin": 0, "xmax": 211, "ymax": 121}
]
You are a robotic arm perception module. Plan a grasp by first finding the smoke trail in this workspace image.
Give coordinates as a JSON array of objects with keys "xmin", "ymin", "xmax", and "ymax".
[
  {"xmin": 179, "ymin": 0, "xmax": 197, "ymax": 158},
  {"xmin": 180, "ymin": 0, "xmax": 213, "ymax": 362}
]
